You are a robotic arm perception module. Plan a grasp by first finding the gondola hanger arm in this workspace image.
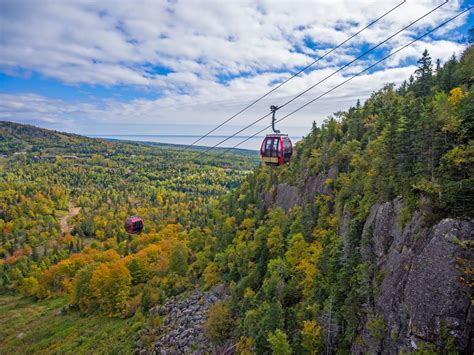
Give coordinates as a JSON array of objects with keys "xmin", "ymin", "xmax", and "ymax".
[{"xmin": 270, "ymin": 105, "xmax": 280, "ymax": 134}]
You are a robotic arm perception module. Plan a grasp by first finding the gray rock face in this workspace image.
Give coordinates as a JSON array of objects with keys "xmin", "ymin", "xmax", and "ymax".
[
  {"xmin": 273, "ymin": 183, "xmax": 298, "ymax": 212},
  {"xmin": 354, "ymin": 199, "xmax": 473, "ymax": 353},
  {"xmin": 264, "ymin": 166, "xmax": 338, "ymax": 212},
  {"xmin": 264, "ymin": 183, "xmax": 298, "ymax": 212},
  {"xmin": 136, "ymin": 284, "xmax": 229, "ymax": 355},
  {"xmin": 362, "ymin": 197, "xmax": 404, "ymax": 261},
  {"xmin": 404, "ymin": 219, "xmax": 472, "ymax": 350},
  {"xmin": 338, "ymin": 204, "xmax": 351, "ymax": 239},
  {"xmin": 300, "ymin": 166, "xmax": 338, "ymax": 204}
]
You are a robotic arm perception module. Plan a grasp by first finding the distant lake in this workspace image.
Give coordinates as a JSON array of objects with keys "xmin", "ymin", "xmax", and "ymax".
[{"xmin": 88, "ymin": 134, "xmax": 301, "ymax": 151}]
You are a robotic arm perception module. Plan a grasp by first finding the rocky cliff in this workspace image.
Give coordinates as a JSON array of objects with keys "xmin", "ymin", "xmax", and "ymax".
[
  {"xmin": 264, "ymin": 166, "xmax": 338, "ymax": 212},
  {"xmin": 267, "ymin": 173, "xmax": 472, "ymax": 353},
  {"xmin": 354, "ymin": 200, "xmax": 472, "ymax": 353}
]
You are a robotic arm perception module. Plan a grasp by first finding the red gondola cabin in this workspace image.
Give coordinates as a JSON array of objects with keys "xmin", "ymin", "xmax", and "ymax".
[
  {"xmin": 260, "ymin": 105, "xmax": 293, "ymax": 166},
  {"xmin": 125, "ymin": 216, "xmax": 144, "ymax": 234},
  {"xmin": 260, "ymin": 134, "xmax": 293, "ymax": 166}
]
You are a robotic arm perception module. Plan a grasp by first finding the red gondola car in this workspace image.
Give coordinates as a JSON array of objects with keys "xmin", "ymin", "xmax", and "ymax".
[
  {"xmin": 260, "ymin": 134, "xmax": 293, "ymax": 166},
  {"xmin": 125, "ymin": 216, "xmax": 144, "ymax": 234},
  {"xmin": 260, "ymin": 105, "xmax": 293, "ymax": 166}
]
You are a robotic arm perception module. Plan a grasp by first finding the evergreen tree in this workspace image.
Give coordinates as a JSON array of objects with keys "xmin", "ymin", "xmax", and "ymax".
[{"xmin": 414, "ymin": 49, "xmax": 433, "ymax": 97}]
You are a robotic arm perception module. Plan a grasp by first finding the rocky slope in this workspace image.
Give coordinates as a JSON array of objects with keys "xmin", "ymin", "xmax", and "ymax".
[{"xmin": 136, "ymin": 284, "xmax": 230, "ymax": 354}]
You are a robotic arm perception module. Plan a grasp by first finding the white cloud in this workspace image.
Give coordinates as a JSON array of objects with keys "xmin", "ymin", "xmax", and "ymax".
[
  {"xmin": 0, "ymin": 64, "xmax": 419, "ymax": 132},
  {"xmin": 0, "ymin": 0, "xmax": 471, "ymax": 142},
  {"xmin": 0, "ymin": 0, "xmax": 467, "ymax": 85},
  {"xmin": 385, "ymin": 39, "xmax": 467, "ymax": 67}
]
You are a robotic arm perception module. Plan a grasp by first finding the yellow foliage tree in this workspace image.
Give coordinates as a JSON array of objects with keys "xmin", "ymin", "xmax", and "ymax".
[
  {"xmin": 236, "ymin": 336, "xmax": 255, "ymax": 354},
  {"xmin": 203, "ymin": 262, "xmax": 219, "ymax": 288},
  {"xmin": 301, "ymin": 320, "xmax": 322, "ymax": 354},
  {"xmin": 19, "ymin": 277, "xmax": 39, "ymax": 297},
  {"xmin": 267, "ymin": 329, "xmax": 291, "ymax": 355},
  {"xmin": 448, "ymin": 87, "xmax": 466, "ymax": 106},
  {"xmin": 286, "ymin": 235, "xmax": 323, "ymax": 298},
  {"xmin": 90, "ymin": 262, "xmax": 132, "ymax": 316}
]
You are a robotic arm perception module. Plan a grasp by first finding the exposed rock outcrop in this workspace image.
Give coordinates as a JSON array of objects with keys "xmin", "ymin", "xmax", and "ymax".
[
  {"xmin": 354, "ymin": 200, "xmax": 473, "ymax": 353},
  {"xmin": 300, "ymin": 166, "xmax": 338, "ymax": 204},
  {"xmin": 273, "ymin": 183, "xmax": 299, "ymax": 212},
  {"xmin": 264, "ymin": 166, "xmax": 338, "ymax": 211},
  {"xmin": 136, "ymin": 284, "xmax": 229, "ymax": 355}
]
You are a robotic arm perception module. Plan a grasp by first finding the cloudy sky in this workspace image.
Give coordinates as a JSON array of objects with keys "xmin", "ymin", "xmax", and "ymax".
[{"xmin": 0, "ymin": 0, "xmax": 472, "ymax": 148}]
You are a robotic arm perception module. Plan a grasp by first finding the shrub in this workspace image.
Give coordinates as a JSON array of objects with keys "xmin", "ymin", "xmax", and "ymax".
[{"xmin": 203, "ymin": 301, "xmax": 233, "ymax": 346}]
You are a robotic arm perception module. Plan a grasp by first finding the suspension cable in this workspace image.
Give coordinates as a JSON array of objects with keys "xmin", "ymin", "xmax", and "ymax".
[
  {"xmin": 216, "ymin": 5, "xmax": 472, "ymax": 158},
  {"xmin": 182, "ymin": 1, "xmax": 407, "ymax": 151},
  {"xmin": 199, "ymin": 0, "xmax": 448, "ymax": 156}
]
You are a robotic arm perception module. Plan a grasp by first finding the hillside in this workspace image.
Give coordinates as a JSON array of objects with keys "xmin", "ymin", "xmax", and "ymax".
[
  {"xmin": 0, "ymin": 121, "xmax": 103, "ymax": 155},
  {"xmin": 0, "ymin": 295, "xmax": 139, "ymax": 354},
  {"xmin": 1, "ymin": 46, "xmax": 473, "ymax": 355},
  {"xmin": 145, "ymin": 46, "xmax": 471, "ymax": 353},
  {"xmin": 0, "ymin": 121, "xmax": 258, "ymax": 159},
  {"xmin": 192, "ymin": 45, "xmax": 471, "ymax": 353}
]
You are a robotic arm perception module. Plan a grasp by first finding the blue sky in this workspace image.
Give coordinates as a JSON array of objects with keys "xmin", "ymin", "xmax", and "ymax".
[{"xmin": 0, "ymin": 0, "xmax": 472, "ymax": 147}]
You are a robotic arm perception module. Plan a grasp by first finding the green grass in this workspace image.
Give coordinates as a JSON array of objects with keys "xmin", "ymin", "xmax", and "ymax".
[{"xmin": 0, "ymin": 295, "xmax": 141, "ymax": 354}]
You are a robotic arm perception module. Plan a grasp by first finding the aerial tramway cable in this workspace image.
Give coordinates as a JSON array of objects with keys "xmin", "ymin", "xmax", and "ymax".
[
  {"xmin": 198, "ymin": 0, "xmax": 449, "ymax": 157},
  {"xmin": 216, "ymin": 5, "xmax": 472, "ymax": 158},
  {"xmin": 182, "ymin": 1, "xmax": 407, "ymax": 151}
]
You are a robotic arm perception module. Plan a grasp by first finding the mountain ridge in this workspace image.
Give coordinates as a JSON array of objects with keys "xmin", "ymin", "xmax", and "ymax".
[{"xmin": 0, "ymin": 121, "xmax": 258, "ymax": 155}]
